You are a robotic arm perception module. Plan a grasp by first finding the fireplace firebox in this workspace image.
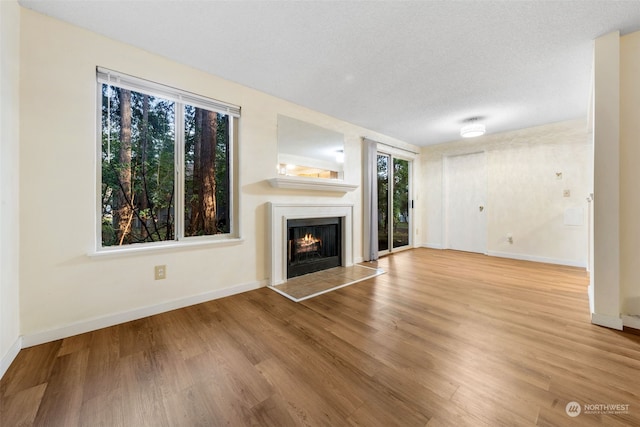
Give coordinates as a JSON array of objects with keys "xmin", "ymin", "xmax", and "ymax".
[{"xmin": 287, "ymin": 217, "xmax": 342, "ymax": 278}]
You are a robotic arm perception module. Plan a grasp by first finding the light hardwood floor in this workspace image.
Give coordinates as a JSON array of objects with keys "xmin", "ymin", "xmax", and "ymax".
[{"xmin": 1, "ymin": 249, "xmax": 639, "ymax": 426}]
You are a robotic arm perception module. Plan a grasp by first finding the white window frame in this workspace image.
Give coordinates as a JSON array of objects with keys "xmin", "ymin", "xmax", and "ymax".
[{"xmin": 93, "ymin": 67, "xmax": 241, "ymax": 255}]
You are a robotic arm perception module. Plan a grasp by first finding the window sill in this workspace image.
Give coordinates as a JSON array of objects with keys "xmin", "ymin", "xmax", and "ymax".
[{"xmin": 88, "ymin": 237, "xmax": 244, "ymax": 258}]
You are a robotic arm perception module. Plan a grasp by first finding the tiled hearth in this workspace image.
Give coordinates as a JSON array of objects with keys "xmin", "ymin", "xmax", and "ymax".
[{"xmin": 270, "ymin": 264, "xmax": 383, "ymax": 302}]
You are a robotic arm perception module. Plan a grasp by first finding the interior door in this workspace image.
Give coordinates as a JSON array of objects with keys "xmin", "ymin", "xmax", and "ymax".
[
  {"xmin": 378, "ymin": 153, "xmax": 411, "ymax": 254},
  {"xmin": 445, "ymin": 152, "xmax": 487, "ymax": 253}
]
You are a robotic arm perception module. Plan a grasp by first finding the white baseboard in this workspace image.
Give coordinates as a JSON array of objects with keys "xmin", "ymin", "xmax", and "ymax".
[
  {"xmin": 354, "ymin": 256, "xmax": 364, "ymax": 264},
  {"xmin": 591, "ymin": 312, "xmax": 623, "ymax": 330},
  {"xmin": 622, "ymin": 315, "xmax": 640, "ymax": 330},
  {"xmin": 421, "ymin": 243, "xmax": 443, "ymax": 249},
  {"xmin": 487, "ymin": 250, "xmax": 586, "ymax": 268},
  {"xmin": 22, "ymin": 280, "xmax": 267, "ymax": 348},
  {"xmin": 0, "ymin": 336, "xmax": 22, "ymax": 380},
  {"xmin": 588, "ymin": 283, "xmax": 594, "ymax": 314}
]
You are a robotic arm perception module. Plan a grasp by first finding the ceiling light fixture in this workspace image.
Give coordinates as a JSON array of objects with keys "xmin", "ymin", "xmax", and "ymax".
[{"xmin": 460, "ymin": 118, "xmax": 486, "ymax": 138}]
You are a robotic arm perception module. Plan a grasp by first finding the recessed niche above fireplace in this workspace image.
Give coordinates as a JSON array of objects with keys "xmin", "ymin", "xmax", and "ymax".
[
  {"xmin": 271, "ymin": 115, "xmax": 358, "ymax": 193},
  {"xmin": 276, "ymin": 115, "xmax": 344, "ymax": 180}
]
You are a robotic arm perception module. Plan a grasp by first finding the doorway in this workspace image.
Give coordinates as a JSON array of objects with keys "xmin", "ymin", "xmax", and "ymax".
[
  {"xmin": 378, "ymin": 153, "xmax": 411, "ymax": 255},
  {"xmin": 445, "ymin": 152, "xmax": 487, "ymax": 253}
]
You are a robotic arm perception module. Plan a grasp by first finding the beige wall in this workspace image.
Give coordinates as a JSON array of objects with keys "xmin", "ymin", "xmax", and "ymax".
[
  {"xmin": 421, "ymin": 119, "xmax": 590, "ymax": 266},
  {"xmin": 620, "ymin": 31, "xmax": 640, "ymax": 316},
  {"xmin": 0, "ymin": 0, "xmax": 22, "ymax": 375},
  {"xmin": 18, "ymin": 8, "xmax": 417, "ymax": 340}
]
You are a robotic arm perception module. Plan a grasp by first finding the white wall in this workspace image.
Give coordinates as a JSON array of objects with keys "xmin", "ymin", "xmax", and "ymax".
[
  {"xmin": 0, "ymin": 0, "xmax": 22, "ymax": 377},
  {"xmin": 620, "ymin": 31, "xmax": 640, "ymax": 317},
  {"xmin": 18, "ymin": 8, "xmax": 419, "ymax": 344},
  {"xmin": 421, "ymin": 119, "xmax": 590, "ymax": 267}
]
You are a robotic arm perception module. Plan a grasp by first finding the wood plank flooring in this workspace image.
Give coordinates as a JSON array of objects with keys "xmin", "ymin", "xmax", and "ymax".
[{"xmin": 2, "ymin": 248, "xmax": 639, "ymax": 426}]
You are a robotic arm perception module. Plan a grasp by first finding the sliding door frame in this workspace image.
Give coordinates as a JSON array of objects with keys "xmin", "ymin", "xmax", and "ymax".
[{"xmin": 377, "ymin": 147, "xmax": 416, "ymax": 256}]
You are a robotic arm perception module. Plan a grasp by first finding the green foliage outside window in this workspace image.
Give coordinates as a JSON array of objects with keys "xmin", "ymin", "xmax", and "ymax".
[{"xmin": 100, "ymin": 84, "xmax": 231, "ymax": 247}]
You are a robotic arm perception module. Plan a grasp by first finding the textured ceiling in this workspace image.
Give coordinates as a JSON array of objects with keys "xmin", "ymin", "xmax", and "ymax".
[{"xmin": 19, "ymin": 0, "xmax": 640, "ymax": 146}]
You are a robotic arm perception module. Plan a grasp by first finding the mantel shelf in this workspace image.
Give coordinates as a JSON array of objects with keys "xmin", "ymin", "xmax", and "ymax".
[{"xmin": 269, "ymin": 176, "xmax": 358, "ymax": 193}]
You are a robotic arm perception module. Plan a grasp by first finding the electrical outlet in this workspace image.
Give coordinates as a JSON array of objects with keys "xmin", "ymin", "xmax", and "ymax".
[{"xmin": 154, "ymin": 265, "xmax": 166, "ymax": 280}]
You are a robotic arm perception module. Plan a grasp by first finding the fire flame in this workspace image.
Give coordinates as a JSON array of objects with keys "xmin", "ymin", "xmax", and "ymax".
[
  {"xmin": 303, "ymin": 233, "xmax": 318, "ymax": 243},
  {"xmin": 297, "ymin": 233, "xmax": 321, "ymax": 250}
]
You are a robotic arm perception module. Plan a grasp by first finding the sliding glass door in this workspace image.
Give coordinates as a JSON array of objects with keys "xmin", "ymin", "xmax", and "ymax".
[
  {"xmin": 377, "ymin": 153, "xmax": 411, "ymax": 254},
  {"xmin": 377, "ymin": 154, "xmax": 390, "ymax": 252},
  {"xmin": 392, "ymin": 158, "xmax": 410, "ymax": 249}
]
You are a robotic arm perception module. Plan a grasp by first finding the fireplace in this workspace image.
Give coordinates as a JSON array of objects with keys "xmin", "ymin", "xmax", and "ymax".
[
  {"xmin": 287, "ymin": 217, "xmax": 342, "ymax": 278},
  {"xmin": 268, "ymin": 203, "xmax": 354, "ymax": 286}
]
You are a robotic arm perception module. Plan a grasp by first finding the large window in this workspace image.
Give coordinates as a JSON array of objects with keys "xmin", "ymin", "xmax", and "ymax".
[{"xmin": 97, "ymin": 68, "xmax": 239, "ymax": 250}]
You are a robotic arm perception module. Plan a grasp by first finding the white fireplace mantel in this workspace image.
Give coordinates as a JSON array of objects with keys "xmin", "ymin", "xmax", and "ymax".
[
  {"xmin": 268, "ymin": 203, "xmax": 354, "ymax": 286},
  {"xmin": 269, "ymin": 176, "xmax": 358, "ymax": 193}
]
